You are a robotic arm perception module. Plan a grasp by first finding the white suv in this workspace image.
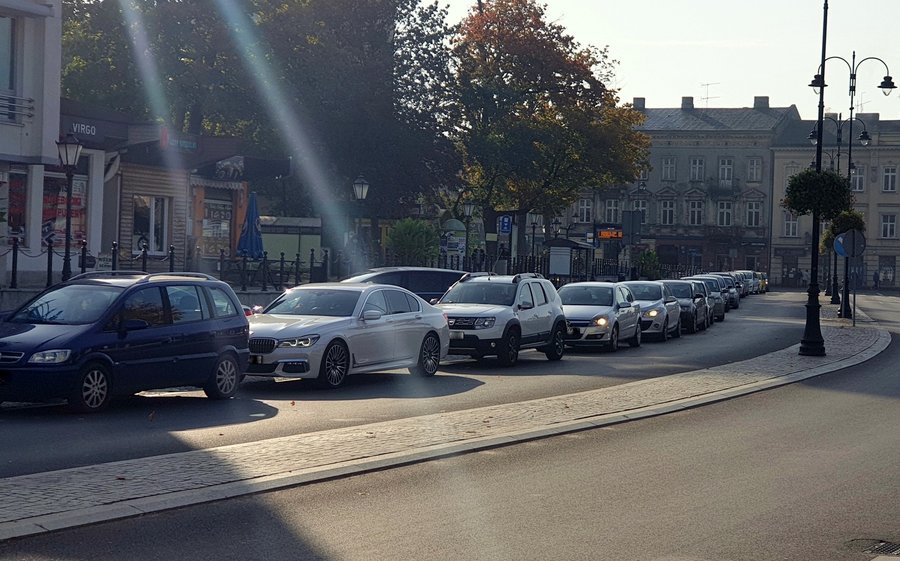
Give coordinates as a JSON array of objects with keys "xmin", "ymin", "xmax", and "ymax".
[{"xmin": 436, "ymin": 273, "xmax": 567, "ymax": 366}]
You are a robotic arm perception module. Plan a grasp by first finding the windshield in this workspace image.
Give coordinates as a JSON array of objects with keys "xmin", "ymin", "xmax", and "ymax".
[
  {"xmin": 666, "ymin": 283, "xmax": 693, "ymax": 298},
  {"xmin": 10, "ymin": 285, "xmax": 123, "ymax": 325},
  {"xmin": 628, "ymin": 283, "xmax": 662, "ymax": 300},
  {"xmin": 558, "ymin": 285, "xmax": 613, "ymax": 306},
  {"xmin": 440, "ymin": 282, "xmax": 517, "ymax": 305},
  {"xmin": 264, "ymin": 289, "xmax": 361, "ymax": 317}
]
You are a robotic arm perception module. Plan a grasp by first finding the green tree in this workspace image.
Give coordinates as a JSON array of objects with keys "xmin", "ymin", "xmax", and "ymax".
[
  {"xmin": 782, "ymin": 169, "xmax": 853, "ymax": 221},
  {"xmin": 821, "ymin": 209, "xmax": 866, "ymax": 253},
  {"xmin": 452, "ymin": 0, "xmax": 650, "ymax": 254},
  {"xmin": 386, "ymin": 218, "xmax": 440, "ymax": 265},
  {"xmin": 637, "ymin": 250, "xmax": 660, "ymax": 280}
]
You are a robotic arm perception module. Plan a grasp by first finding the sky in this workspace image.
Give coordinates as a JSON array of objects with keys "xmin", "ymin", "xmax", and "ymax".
[{"xmin": 442, "ymin": 0, "xmax": 900, "ymax": 121}]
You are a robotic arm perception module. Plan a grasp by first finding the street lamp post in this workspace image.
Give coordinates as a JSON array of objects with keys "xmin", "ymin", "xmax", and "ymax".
[
  {"xmin": 809, "ymin": 115, "xmax": 870, "ymax": 305},
  {"xmin": 352, "ymin": 175, "xmax": 369, "ymax": 263},
  {"xmin": 56, "ymin": 133, "xmax": 84, "ymax": 281},
  {"xmin": 564, "ymin": 213, "xmax": 578, "ymax": 239},
  {"xmin": 530, "ymin": 221, "xmax": 538, "ymax": 258},
  {"xmin": 803, "ymin": 3, "xmax": 894, "ymax": 355},
  {"xmin": 550, "ymin": 218, "xmax": 561, "ymax": 238},
  {"xmin": 463, "ymin": 201, "xmax": 476, "ymax": 270}
]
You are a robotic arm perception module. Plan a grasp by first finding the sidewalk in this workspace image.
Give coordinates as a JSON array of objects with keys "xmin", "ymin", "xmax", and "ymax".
[{"xmin": 0, "ymin": 305, "xmax": 890, "ymax": 542}]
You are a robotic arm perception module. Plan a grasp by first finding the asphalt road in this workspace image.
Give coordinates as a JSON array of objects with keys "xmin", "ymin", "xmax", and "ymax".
[
  {"xmin": 0, "ymin": 293, "xmax": 895, "ymax": 561},
  {"xmin": 1, "ymin": 291, "xmax": 804, "ymax": 477}
]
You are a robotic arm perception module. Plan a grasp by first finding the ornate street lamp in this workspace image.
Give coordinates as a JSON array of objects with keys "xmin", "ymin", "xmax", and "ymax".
[
  {"xmin": 56, "ymin": 133, "xmax": 84, "ymax": 281},
  {"xmin": 564, "ymin": 213, "xmax": 578, "ymax": 238},
  {"xmin": 803, "ymin": 2, "xmax": 894, "ymax": 355},
  {"xmin": 352, "ymin": 175, "xmax": 369, "ymax": 261},
  {"xmin": 550, "ymin": 218, "xmax": 562, "ymax": 238}
]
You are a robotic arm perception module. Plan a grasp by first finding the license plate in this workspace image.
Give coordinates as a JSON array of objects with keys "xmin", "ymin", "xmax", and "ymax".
[{"xmin": 449, "ymin": 330, "xmax": 464, "ymax": 340}]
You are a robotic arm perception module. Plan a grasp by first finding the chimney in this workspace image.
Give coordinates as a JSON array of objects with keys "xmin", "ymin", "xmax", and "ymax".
[
  {"xmin": 681, "ymin": 97, "xmax": 694, "ymax": 110},
  {"xmin": 633, "ymin": 97, "xmax": 645, "ymax": 110},
  {"xmin": 753, "ymin": 96, "xmax": 769, "ymax": 109}
]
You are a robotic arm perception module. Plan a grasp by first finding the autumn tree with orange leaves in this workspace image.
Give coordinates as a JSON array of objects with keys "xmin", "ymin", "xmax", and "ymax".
[{"xmin": 452, "ymin": 0, "xmax": 650, "ymax": 253}]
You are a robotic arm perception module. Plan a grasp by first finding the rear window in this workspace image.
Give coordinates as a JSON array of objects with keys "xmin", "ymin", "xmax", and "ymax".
[{"xmin": 208, "ymin": 286, "xmax": 239, "ymax": 317}]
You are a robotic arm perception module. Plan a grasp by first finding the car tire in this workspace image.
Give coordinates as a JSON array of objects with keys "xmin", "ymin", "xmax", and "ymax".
[
  {"xmin": 317, "ymin": 340, "xmax": 350, "ymax": 388},
  {"xmin": 497, "ymin": 328, "xmax": 520, "ymax": 367},
  {"xmin": 68, "ymin": 362, "xmax": 112, "ymax": 413},
  {"xmin": 672, "ymin": 317, "xmax": 682, "ymax": 338},
  {"xmin": 409, "ymin": 332, "xmax": 441, "ymax": 377},
  {"xmin": 659, "ymin": 319, "xmax": 669, "ymax": 342},
  {"xmin": 544, "ymin": 324, "xmax": 566, "ymax": 361},
  {"xmin": 204, "ymin": 354, "xmax": 241, "ymax": 399},
  {"xmin": 627, "ymin": 323, "xmax": 642, "ymax": 348},
  {"xmin": 688, "ymin": 313, "xmax": 698, "ymax": 334},
  {"xmin": 607, "ymin": 325, "xmax": 619, "ymax": 352}
]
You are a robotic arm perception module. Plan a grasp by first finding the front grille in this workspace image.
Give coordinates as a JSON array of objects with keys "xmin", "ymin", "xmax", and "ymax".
[
  {"xmin": 567, "ymin": 320, "xmax": 591, "ymax": 328},
  {"xmin": 864, "ymin": 541, "xmax": 900, "ymax": 555},
  {"xmin": 249, "ymin": 338, "xmax": 277, "ymax": 354},
  {"xmin": 0, "ymin": 352, "xmax": 25, "ymax": 364},
  {"xmin": 448, "ymin": 317, "xmax": 477, "ymax": 329},
  {"xmin": 246, "ymin": 362, "xmax": 278, "ymax": 374}
]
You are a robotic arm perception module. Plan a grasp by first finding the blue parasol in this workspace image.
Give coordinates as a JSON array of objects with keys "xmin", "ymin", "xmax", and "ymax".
[{"xmin": 236, "ymin": 191, "xmax": 264, "ymax": 258}]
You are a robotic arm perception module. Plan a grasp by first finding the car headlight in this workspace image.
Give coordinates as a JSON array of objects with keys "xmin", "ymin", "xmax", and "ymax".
[
  {"xmin": 644, "ymin": 308, "xmax": 660, "ymax": 318},
  {"xmin": 473, "ymin": 317, "xmax": 495, "ymax": 329},
  {"xmin": 28, "ymin": 350, "xmax": 71, "ymax": 364},
  {"xmin": 278, "ymin": 335, "xmax": 320, "ymax": 348},
  {"xmin": 592, "ymin": 316, "xmax": 609, "ymax": 327}
]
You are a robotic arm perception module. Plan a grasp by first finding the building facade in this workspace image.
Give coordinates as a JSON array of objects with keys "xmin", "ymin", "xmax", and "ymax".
[
  {"xmin": 772, "ymin": 113, "xmax": 900, "ymax": 288},
  {"xmin": 564, "ymin": 96, "xmax": 800, "ymax": 274}
]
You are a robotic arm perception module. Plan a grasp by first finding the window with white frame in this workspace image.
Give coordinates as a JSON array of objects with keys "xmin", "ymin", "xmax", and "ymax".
[
  {"xmin": 688, "ymin": 200, "xmax": 704, "ymax": 226},
  {"xmin": 638, "ymin": 169, "xmax": 649, "ymax": 181},
  {"xmin": 883, "ymin": 166, "xmax": 897, "ymax": 192},
  {"xmin": 577, "ymin": 198, "xmax": 592, "ymax": 223},
  {"xmin": 662, "ymin": 157, "xmax": 676, "ymax": 181},
  {"xmin": 784, "ymin": 211, "xmax": 798, "ymax": 237},
  {"xmin": 632, "ymin": 199, "xmax": 647, "ymax": 224},
  {"xmin": 881, "ymin": 214, "xmax": 897, "ymax": 238},
  {"xmin": 133, "ymin": 195, "xmax": 169, "ymax": 253},
  {"xmin": 717, "ymin": 201, "xmax": 732, "ymax": 226},
  {"xmin": 690, "ymin": 158, "xmax": 705, "ymax": 181},
  {"xmin": 605, "ymin": 199, "xmax": 619, "ymax": 223},
  {"xmin": 718, "ymin": 158, "xmax": 734, "ymax": 187},
  {"xmin": 747, "ymin": 158, "xmax": 762, "ymax": 182},
  {"xmin": 746, "ymin": 201, "xmax": 761, "ymax": 227},
  {"xmin": 660, "ymin": 200, "xmax": 675, "ymax": 225},
  {"xmin": 851, "ymin": 165, "xmax": 865, "ymax": 191}
]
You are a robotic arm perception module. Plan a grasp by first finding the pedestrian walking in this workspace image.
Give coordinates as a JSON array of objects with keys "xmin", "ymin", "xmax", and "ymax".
[{"xmin": 873, "ymin": 270, "xmax": 880, "ymax": 289}]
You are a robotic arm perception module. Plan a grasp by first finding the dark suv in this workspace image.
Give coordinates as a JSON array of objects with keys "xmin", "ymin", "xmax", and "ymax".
[
  {"xmin": 341, "ymin": 267, "xmax": 466, "ymax": 302},
  {"xmin": 0, "ymin": 272, "xmax": 249, "ymax": 412}
]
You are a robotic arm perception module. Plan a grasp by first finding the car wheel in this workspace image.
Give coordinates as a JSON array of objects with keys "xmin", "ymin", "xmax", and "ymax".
[
  {"xmin": 544, "ymin": 324, "xmax": 566, "ymax": 361},
  {"xmin": 607, "ymin": 325, "xmax": 619, "ymax": 352},
  {"xmin": 672, "ymin": 316, "xmax": 682, "ymax": 338},
  {"xmin": 204, "ymin": 354, "xmax": 241, "ymax": 399},
  {"xmin": 317, "ymin": 340, "xmax": 350, "ymax": 388},
  {"xmin": 68, "ymin": 362, "xmax": 111, "ymax": 413},
  {"xmin": 688, "ymin": 313, "xmax": 698, "ymax": 334},
  {"xmin": 409, "ymin": 332, "xmax": 441, "ymax": 377},
  {"xmin": 659, "ymin": 319, "xmax": 669, "ymax": 342},
  {"xmin": 497, "ymin": 328, "xmax": 520, "ymax": 367}
]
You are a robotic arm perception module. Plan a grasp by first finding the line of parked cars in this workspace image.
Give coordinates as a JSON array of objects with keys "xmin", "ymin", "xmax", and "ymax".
[{"xmin": 0, "ymin": 266, "xmax": 766, "ymax": 412}]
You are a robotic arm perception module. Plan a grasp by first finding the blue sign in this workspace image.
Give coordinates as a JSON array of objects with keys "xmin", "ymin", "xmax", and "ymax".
[{"xmin": 499, "ymin": 215, "xmax": 512, "ymax": 234}]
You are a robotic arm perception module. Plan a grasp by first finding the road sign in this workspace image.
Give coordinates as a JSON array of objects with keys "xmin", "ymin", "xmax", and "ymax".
[
  {"xmin": 499, "ymin": 215, "xmax": 512, "ymax": 234},
  {"xmin": 834, "ymin": 229, "xmax": 866, "ymax": 258}
]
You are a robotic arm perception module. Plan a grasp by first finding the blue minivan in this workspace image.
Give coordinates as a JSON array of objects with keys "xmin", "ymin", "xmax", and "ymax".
[{"xmin": 0, "ymin": 272, "xmax": 250, "ymax": 412}]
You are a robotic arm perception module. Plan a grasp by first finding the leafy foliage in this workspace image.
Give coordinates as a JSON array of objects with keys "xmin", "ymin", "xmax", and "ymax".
[
  {"xmin": 386, "ymin": 219, "xmax": 439, "ymax": 265},
  {"xmin": 781, "ymin": 169, "xmax": 853, "ymax": 220},
  {"xmin": 637, "ymin": 250, "xmax": 660, "ymax": 280},
  {"xmin": 821, "ymin": 209, "xmax": 866, "ymax": 252}
]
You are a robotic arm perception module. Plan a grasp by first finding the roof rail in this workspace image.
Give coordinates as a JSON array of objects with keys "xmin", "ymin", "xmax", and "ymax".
[
  {"xmin": 512, "ymin": 272, "xmax": 543, "ymax": 283},
  {"xmin": 459, "ymin": 272, "xmax": 495, "ymax": 282},
  {"xmin": 68, "ymin": 271, "xmax": 147, "ymax": 281},
  {"xmin": 137, "ymin": 272, "xmax": 218, "ymax": 282}
]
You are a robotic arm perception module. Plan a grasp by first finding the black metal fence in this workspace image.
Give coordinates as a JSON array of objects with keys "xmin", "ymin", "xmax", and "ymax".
[{"xmin": 4, "ymin": 239, "xmax": 706, "ymax": 291}]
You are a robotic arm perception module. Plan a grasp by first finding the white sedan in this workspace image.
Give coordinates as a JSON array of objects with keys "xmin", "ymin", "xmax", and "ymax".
[
  {"xmin": 246, "ymin": 283, "xmax": 450, "ymax": 388},
  {"xmin": 558, "ymin": 282, "xmax": 642, "ymax": 351},
  {"xmin": 622, "ymin": 281, "xmax": 682, "ymax": 341}
]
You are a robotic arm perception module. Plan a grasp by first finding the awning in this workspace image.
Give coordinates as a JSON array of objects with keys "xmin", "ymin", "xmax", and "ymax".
[{"xmin": 190, "ymin": 176, "xmax": 244, "ymax": 191}]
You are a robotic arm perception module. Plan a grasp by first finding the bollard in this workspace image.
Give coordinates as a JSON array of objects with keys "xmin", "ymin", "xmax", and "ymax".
[
  {"xmin": 141, "ymin": 243, "xmax": 148, "ymax": 272},
  {"xmin": 169, "ymin": 245, "xmax": 176, "ymax": 272},
  {"xmin": 111, "ymin": 241, "xmax": 118, "ymax": 271},
  {"xmin": 323, "ymin": 249, "xmax": 330, "ymax": 280},
  {"xmin": 279, "ymin": 252, "xmax": 285, "ymax": 290},
  {"xmin": 10, "ymin": 237, "xmax": 19, "ymax": 289},
  {"xmin": 46, "ymin": 241, "xmax": 54, "ymax": 287},
  {"xmin": 80, "ymin": 240, "xmax": 88, "ymax": 275}
]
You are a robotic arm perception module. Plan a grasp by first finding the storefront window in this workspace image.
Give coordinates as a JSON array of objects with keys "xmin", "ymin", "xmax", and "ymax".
[
  {"xmin": 201, "ymin": 192, "xmax": 233, "ymax": 257},
  {"xmin": 42, "ymin": 175, "xmax": 87, "ymax": 247},
  {"xmin": 133, "ymin": 195, "xmax": 168, "ymax": 252}
]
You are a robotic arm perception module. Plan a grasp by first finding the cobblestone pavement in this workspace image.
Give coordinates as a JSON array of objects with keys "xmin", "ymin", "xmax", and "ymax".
[{"xmin": 0, "ymin": 304, "xmax": 890, "ymax": 541}]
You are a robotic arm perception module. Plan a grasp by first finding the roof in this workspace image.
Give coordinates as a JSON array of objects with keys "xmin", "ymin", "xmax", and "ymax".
[{"xmin": 637, "ymin": 105, "xmax": 801, "ymax": 132}]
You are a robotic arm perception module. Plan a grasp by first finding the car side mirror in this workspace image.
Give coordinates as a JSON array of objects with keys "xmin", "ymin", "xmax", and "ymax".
[
  {"xmin": 665, "ymin": 296, "xmax": 677, "ymax": 304},
  {"xmin": 518, "ymin": 301, "xmax": 534, "ymax": 310},
  {"xmin": 362, "ymin": 310, "xmax": 383, "ymax": 321},
  {"xmin": 695, "ymin": 293, "xmax": 705, "ymax": 300},
  {"xmin": 429, "ymin": 298, "xmax": 439, "ymax": 305}
]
